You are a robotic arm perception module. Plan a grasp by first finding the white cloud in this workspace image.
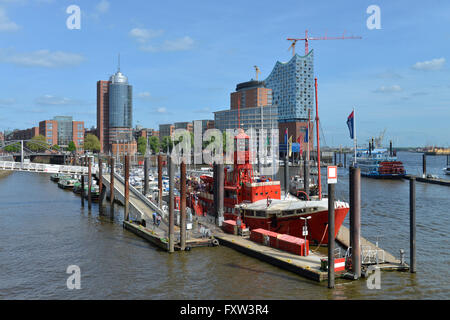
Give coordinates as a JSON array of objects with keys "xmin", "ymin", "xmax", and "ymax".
[
  {"xmin": 141, "ymin": 36, "xmax": 195, "ymax": 52},
  {"xmin": 0, "ymin": 97, "xmax": 15, "ymax": 105},
  {"xmin": 0, "ymin": 7, "xmax": 20, "ymax": 32},
  {"xmin": 194, "ymin": 106, "xmax": 211, "ymax": 113},
  {"xmin": 412, "ymin": 58, "xmax": 445, "ymax": 71},
  {"xmin": 154, "ymin": 107, "xmax": 168, "ymax": 114},
  {"xmin": 373, "ymin": 85, "xmax": 402, "ymax": 93},
  {"xmin": 96, "ymin": 0, "xmax": 110, "ymax": 14},
  {"xmin": 137, "ymin": 92, "xmax": 151, "ymax": 99},
  {"xmin": 0, "ymin": 48, "xmax": 85, "ymax": 68},
  {"xmin": 35, "ymin": 94, "xmax": 80, "ymax": 106},
  {"xmin": 129, "ymin": 28, "xmax": 164, "ymax": 43}
]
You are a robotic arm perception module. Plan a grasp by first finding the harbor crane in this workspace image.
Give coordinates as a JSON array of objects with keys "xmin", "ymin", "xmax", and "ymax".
[
  {"xmin": 254, "ymin": 65, "xmax": 261, "ymax": 81},
  {"xmin": 287, "ymin": 29, "xmax": 362, "ymax": 56}
]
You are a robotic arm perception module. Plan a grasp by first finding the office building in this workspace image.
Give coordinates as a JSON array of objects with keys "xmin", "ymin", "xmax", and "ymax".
[
  {"xmin": 97, "ymin": 61, "xmax": 135, "ymax": 156},
  {"xmin": 230, "ymin": 80, "xmax": 272, "ymax": 110},
  {"xmin": 214, "ymin": 80, "xmax": 278, "ymax": 133},
  {"xmin": 159, "ymin": 124, "xmax": 174, "ymax": 140},
  {"xmin": 39, "ymin": 120, "xmax": 58, "ymax": 146},
  {"xmin": 174, "ymin": 122, "xmax": 193, "ymax": 132},
  {"xmin": 97, "ymin": 80, "xmax": 110, "ymax": 153},
  {"xmin": 7, "ymin": 127, "xmax": 39, "ymax": 141}
]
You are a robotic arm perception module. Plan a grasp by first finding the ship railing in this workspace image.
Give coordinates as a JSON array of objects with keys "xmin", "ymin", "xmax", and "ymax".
[{"xmin": 361, "ymin": 245, "xmax": 385, "ymax": 265}]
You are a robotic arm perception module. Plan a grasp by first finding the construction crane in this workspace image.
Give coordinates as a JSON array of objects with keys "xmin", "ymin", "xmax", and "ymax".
[
  {"xmin": 254, "ymin": 65, "xmax": 261, "ymax": 81},
  {"xmin": 287, "ymin": 29, "xmax": 362, "ymax": 56},
  {"xmin": 366, "ymin": 129, "xmax": 387, "ymax": 149}
]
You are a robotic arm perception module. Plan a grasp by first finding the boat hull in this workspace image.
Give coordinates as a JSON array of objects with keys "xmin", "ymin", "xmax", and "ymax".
[{"xmin": 224, "ymin": 206, "xmax": 349, "ymax": 245}]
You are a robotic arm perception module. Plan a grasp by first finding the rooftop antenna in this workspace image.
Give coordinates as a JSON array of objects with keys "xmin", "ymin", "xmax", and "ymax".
[{"xmin": 118, "ymin": 53, "xmax": 121, "ymax": 72}]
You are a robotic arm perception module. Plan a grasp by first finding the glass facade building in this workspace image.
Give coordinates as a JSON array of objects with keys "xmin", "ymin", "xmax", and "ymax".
[
  {"xmin": 214, "ymin": 105, "xmax": 278, "ymax": 132},
  {"xmin": 54, "ymin": 116, "xmax": 73, "ymax": 147},
  {"xmin": 264, "ymin": 51, "xmax": 314, "ymax": 122},
  {"xmin": 109, "ymin": 71, "xmax": 133, "ymax": 129}
]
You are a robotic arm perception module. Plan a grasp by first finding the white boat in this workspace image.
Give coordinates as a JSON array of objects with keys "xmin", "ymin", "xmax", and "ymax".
[{"xmin": 443, "ymin": 167, "xmax": 450, "ymax": 175}]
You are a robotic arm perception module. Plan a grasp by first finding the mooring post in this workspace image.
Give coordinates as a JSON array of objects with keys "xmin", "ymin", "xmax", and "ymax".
[
  {"xmin": 81, "ymin": 174, "xmax": 85, "ymax": 207},
  {"xmin": 422, "ymin": 154, "xmax": 427, "ymax": 177},
  {"xmin": 168, "ymin": 155, "xmax": 175, "ymax": 253},
  {"xmin": 213, "ymin": 162, "xmax": 218, "ymax": 218},
  {"xmin": 304, "ymin": 158, "xmax": 310, "ymax": 197},
  {"xmin": 328, "ymin": 183, "xmax": 335, "ymax": 289},
  {"xmin": 349, "ymin": 166, "xmax": 354, "ymax": 251},
  {"xmin": 88, "ymin": 157, "xmax": 92, "ymax": 210},
  {"xmin": 344, "ymin": 153, "xmax": 347, "ymax": 168},
  {"xmin": 284, "ymin": 156, "xmax": 289, "ymax": 198},
  {"xmin": 410, "ymin": 177, "xmax": 416, "ymax": 273},
  {"xmin": 180, "ymin": 161, "xmax": 187, "ymax": 251},
  {"xmin": 158, "ymin": 154, "xmax": 163, "ymax": 208},
  {"xmin": 124, "ymin": 154, "xmax": 130, "ymax": 221},
  {"xmin": 217, "ymin": 162, "xmax": 224, "ymax": 227},
  {"xmin": 144, "ymin": 156, "xmax": 149, "ymax": 196},
  {"xmin": 110, "ymin": 157, "xmax": 115, "ymax": 206},
  {"xmin": 334, "ymin": 152, "xmax": 337, "ymax": 166},
  {"xmin": 447, "ymin": 154, "xmax": 450, "ymax": 166},
  {"xmin": 98, "ymin": 157, "xmax": 103, "ymax": 211},
  {"xmin": 351, "ymin": 167, "xmax": 361, "ymax": 279}
]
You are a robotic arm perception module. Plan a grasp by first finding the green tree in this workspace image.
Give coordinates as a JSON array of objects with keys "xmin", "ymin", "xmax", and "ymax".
[
  {"xmin": 26, "ymin": 135, "xmax": 47, "ymax": 152},
  {"xmin": 161, "ymin": 136, "xmax": 173, "ymax": 153},
  {"xmin": 137, "ymin": 136, "xmax": 147, "ymax": 155},
  {"xmin": 67, "ymin": 141, "xmax": 76, "ymax": 152},
  {"xmin": 149, "ymin": 136, "xmax": 160, "ymax": 154},
  {"xmin": 83, "ymin": 134, "xmax": 101, "ymax": 153},
  {"xmin": 52, "ymin": 144, "xmax": 60, "ymax": 151},
  {"xmin": 3, "ymin": 142, "xmax": 20, "ymax": 152}
]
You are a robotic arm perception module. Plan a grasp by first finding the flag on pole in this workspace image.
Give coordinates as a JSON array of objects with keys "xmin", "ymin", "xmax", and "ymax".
[
  {"xmin": 304, "ymin": 127, "xmax": 309, "ymax": 143},
  {"xmin": 288, "ymin": 136, "xmax": 293, "ymax": 157},
  {"xmin": 284, "ymin": 128, "xmax": 288, "ymax": 145},
  {"xmin": 347, "ymin": 111, "xmax": 354, "ymax": 139}
]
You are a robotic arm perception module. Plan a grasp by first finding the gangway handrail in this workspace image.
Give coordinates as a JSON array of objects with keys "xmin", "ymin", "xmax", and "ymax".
[{"xmin": 113, "ymin": 172, "xmax": 165, "ymax": 218}]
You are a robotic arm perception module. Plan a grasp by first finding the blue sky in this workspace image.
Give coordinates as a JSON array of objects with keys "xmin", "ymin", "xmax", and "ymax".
[{"xmin": 0, "ymin": 0, "xmax": 449, "ymax": 147}]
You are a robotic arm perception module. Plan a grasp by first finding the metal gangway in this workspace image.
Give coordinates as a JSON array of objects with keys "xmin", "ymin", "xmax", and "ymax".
[{"xmin": 0, "ymin": 160, "xmax": 98, "ymax": 175}]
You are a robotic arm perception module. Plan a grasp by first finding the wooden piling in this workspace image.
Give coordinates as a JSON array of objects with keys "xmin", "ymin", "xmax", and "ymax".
[
  {"xmin": 344, "ymin": 153, "xmax": 347, "ymax": 168},
  {"xmin": 328, "ymin": 183, "xmax": 335, "ymax": 289},
  {"xmin": 349, "ymin": 166, "xmax": 354, "ymax": 251},
  {"xmin": 158, "ymin": 154, "xmax": 163, "ymax": 208},
  {"xmin": 410, "ymin": 177, "xmax": 416, "ymax": 273},
  {"xmin": 98, "ymin": 157, "xmax": 103, "ymax": 211},
  {"xmin": 81, "ymin": 175, "xmax": 85, "ymax": 207},
  {"xmin": 217, "ymin": 162, "xmax": 224, "ymax": 226},
  {"xmin": 180, "ymin": 161, "xmax": 187, "ymax": 251},
  {"xmin": 213, "ymin": 163, "xmax": 218, "ymax": 217},
  {"xmin": 351, "ymin": 167, "xmax": 361, "ymax": 279},
  {"xmin": 422, "ymin": 154, "xmax": 427, "ymax": 177},
  {"xmin": 124, "ymin": 154, "xmax": 130, "ymax": 221},
  {"xmin": 168, "ymin": 155, "xmax": 175, "ymax": 253},
  {"xmin": 284, "ymin": 156, "xmax": 289, "ymax": 198},
  {"xmin": 88, "ymin": 157, "xmax": 92, "ymax": 210},
  {"xmin": 110, "ymin": 157, "xmax": 115, "ymax": 206},
  {"xmin": 144, "ymin": 156, "xmax": 149, "ymax": 195},
  {"xmin": 98, "ymin": 157, "xmax": 103, "ymax": 195}
]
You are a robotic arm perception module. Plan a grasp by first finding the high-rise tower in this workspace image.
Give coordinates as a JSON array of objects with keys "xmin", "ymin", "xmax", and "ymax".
[{"xmin": 97, "ymin": 56, "xmax": 136, "ymax": 155}]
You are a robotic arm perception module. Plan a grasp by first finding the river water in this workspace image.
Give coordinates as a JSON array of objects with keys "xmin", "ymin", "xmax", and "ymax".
[{"xmin": 0, "ymin": 152, "xmax": 448, "ymax": 299}]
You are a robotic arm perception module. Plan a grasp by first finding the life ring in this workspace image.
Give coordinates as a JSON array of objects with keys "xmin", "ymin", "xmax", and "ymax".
[{"xmin": 212, "ymin": 239, "xmax": 219, "ymax": 246}]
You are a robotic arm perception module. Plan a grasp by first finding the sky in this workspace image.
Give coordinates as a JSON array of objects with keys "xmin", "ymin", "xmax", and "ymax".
[{"xmin": 0, "ymin": 0, "xmax": 449, "ymax": 147}]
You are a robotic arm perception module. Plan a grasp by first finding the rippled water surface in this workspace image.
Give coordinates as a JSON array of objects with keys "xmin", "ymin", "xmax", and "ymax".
[{"xmin": 0, "ymin": 152, "xmax": 448, "ymax": 299}]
